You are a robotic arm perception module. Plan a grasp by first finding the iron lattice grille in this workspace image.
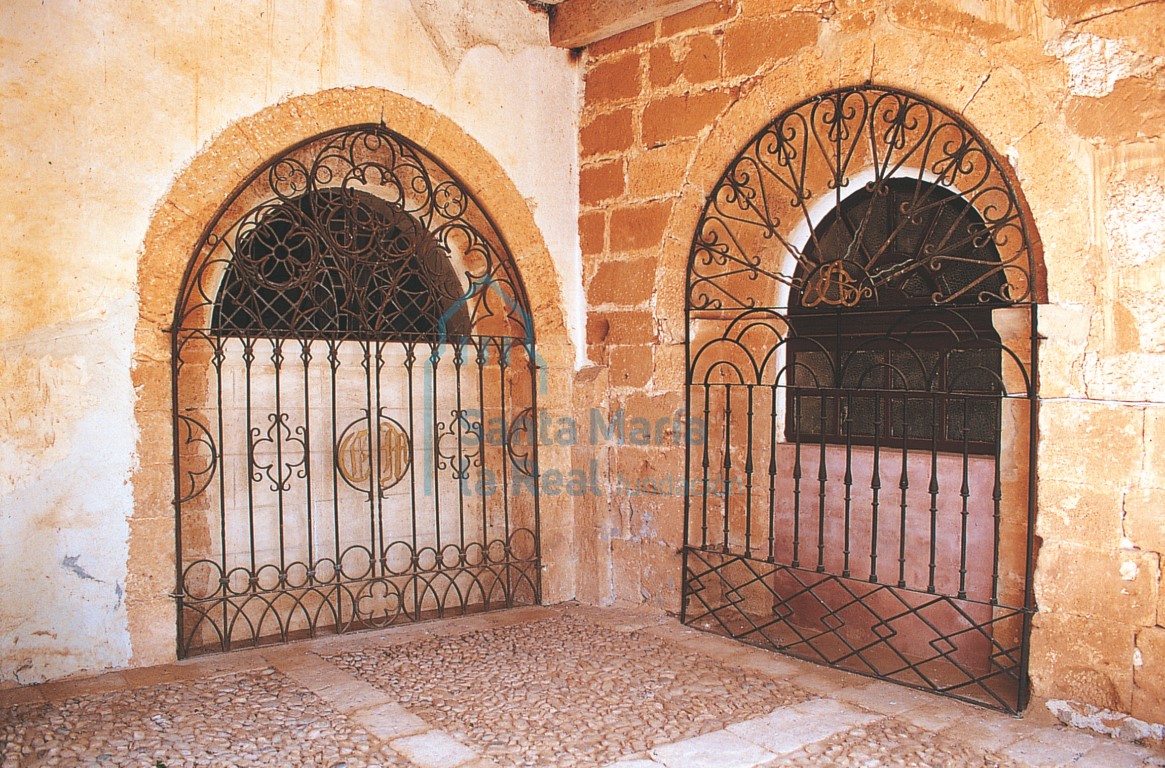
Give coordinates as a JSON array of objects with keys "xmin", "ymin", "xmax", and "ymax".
[
  {"xmin": 683, "ymin": 86, "xmax": 1039, "ymax": 714},
  {"xmin": 171, "ymin": 125, "xmax": 541, "ymax": 657}
]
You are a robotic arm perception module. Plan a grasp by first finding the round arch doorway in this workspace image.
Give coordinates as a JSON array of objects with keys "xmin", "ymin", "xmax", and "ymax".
[{"xmin": 170, "ymin": 125, "xmax": 541, "ymax": 657}]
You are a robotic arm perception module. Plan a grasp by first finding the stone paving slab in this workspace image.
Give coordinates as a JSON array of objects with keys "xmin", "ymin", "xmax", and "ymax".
[
  {"xmin": 2, "ymin": 603, "xmax": 1164, "ymax": 768},
  {"xmin": 649, "ymin": 729, "xmax": 777, "ymax": 768}
]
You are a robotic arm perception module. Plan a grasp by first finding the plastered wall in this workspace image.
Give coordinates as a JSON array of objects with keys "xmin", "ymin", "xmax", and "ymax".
[
  {"xmin": 575, "ymin": 0, "xmax": 1165, "ymax": 725},
  {"xmin": 0, "ymin": 0, "xmax": 580, "ymax": 683}
]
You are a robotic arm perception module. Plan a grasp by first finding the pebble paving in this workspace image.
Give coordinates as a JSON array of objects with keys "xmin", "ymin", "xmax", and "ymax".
[
  {"xmin": 0, "ymin": 668, "xmax": 408, "ymax": 768},
  {"xmin": 327, "ymin": 614, "xmax": 813, "ymax": 767},
  {"xmin": 776, "ymin": 717, "xmax": 1023, "ymax": 767},
  {"xmin": 1, "ymin": 608, "xmax": 1162, "ymax": 768}
]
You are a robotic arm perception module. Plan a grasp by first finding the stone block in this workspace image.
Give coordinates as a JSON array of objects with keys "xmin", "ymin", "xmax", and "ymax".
[
  {"xmin": 722, "ymin": 12, "xmax": 819, "ymax": 77},
  {"xmin": 610, "ymin": 345, "xmax": 653, "ymax": 388},
  {"xmin": 1123, "ymin": 487, "xmax": 1165, "ymax": 554},
  {"xmin": 581, "ymin": 108, "xmax": 636, "ymax": 158},
  {"xmin": 1142, "ymin": 406, "xmax": 1165, "ymax": 490},
  {"xmin": 586, "ymin": 52, "xmax": 644, "ymax": 103},
  {"xmin": 1038, "ymin": 400, "xmax": 1142, "ymax": 487},
  {"xmin": 642, "ymin": 91, "xmax": 732, "ymax": 147},
  {"xmin": 1133, "ymin": 625, "xmax": 1165, "ymax": 726},
  {"xmin": 1033, "ymin": 480, "xmax": 1123, "ymax": 550},
  {"xmin": 649, "ymin": 36, "xmax": 720, "ymax": 87},
  {"xmin": 580, "ymin": 210, "xmax": 606, "ymax": 256},
  {"xmin": 627, "ymin": 141, "xmax": 696, "ymax": 199},
  {"xmin": 611, "ymin": 537, "xmax": 644, "ymax": 603},
  {"xmin": 1035, "ymin": 541, "xmax": 1159, "ymax": 627},
  {"xmin": 589, "ymin": 23, "xmax": 654, "ymax": 57},
  {"xmin": 660, "ymin": 0, "xmax": 737, "ymax": 37},
  {"xmin": 1029, "ymin": 611, "xmax": 1135, "ymax": 711},
  {"xmin": 589, "ymin": 258, "xmax": 658, "ymax": 306},
  {"xmin": 610, "ymin": 200, "xmax": 673, "ymax": 252},
  {"xmin": 581, "ymin": 159, "xmax": 627, "ymax": 206}
]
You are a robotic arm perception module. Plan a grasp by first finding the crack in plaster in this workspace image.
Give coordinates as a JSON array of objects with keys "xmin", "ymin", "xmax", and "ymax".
[
  {"xmin": 1070, "ymin": 0, "xmax": 1165, "ymax": 26},
  {"xmin": 961, "ymin": 69, "xmax": 995, "ymax": 113}
]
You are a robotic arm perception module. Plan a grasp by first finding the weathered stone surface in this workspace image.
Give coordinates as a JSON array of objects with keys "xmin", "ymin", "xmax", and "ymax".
[
  {"xmin": 610, "ymin": 200, "xmax": 674, "ymax": 251},
  {"xmin": 722, "ymin": 11, "xmax": 821, "ymax": 76},
  {"xmin": 1038, "ymin": 401, "xmax": 1143, "ymax": 487},
  {"xmin": 582, "ymin": 108, "xmax": 637, "ymax": 157},
  {"xmin": 642, "ymin": 91, "xmax": 733, "ymax": 147},
  {"xmin": 581, "ymin": 159, "xmax": 628, "ymax": 206},
  {"xmin": 1035, "ymin": 542, "xmax": 1159, "ymax": 627},
  {"xmin": 1029, "ymin": 611, "xmax": 1136, "ymax": 712},
  {"xmin": 590, "ymin": 258, "xmax": 659, "ymax": 305},
  {"xmin": 627, "ymin": 141, "xmax": 697, "ymax": 199},
  {"xmin": 1123, "ymin": 487, "xmax": 1165, "ymax": 554},
  {"xmin": 1133, "ymin": 625, "xmax": 1165, "ymax": 726},
  {"xmin": 587, "ymin": 52, "xmax": 645, "ymax": 103},
  {"xmin": 1034, "ymin": 479, "xmax": 1124, "ymax": 550}
]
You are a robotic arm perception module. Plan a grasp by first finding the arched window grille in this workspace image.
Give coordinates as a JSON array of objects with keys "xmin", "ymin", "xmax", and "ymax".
[
  {"xmin": 171, "ymin": 126, "xmax": 541, "ymax": 657},
  {"xmin": 684, "ymin": 86, "xmax": 1041, "ymax": 714}
]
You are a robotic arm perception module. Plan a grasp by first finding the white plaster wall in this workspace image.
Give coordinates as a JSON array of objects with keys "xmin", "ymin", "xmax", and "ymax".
[{"xmin": 0, "ymin": 0, "xmax": 580, "ymax": 683}]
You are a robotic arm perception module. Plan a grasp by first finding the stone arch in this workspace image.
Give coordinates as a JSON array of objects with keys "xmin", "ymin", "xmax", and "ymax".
[{"xmin": 130, "ymin": 87, "xmax": 570, "ymax": 666}]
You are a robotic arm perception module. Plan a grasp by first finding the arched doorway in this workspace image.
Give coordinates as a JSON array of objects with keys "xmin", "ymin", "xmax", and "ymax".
[
  {"xmin": 171, "ymin": 125, "xmax": 540, "ymax": 657},
  {"xmin": 683, "ymin": 86, "xmax": 1040, "ymax": 713}
]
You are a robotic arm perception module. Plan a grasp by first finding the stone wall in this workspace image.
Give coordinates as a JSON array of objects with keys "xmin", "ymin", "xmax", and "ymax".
[
  {"xmin": 575, "ymin": 0, "xmax": 1165, "ymax": 725},
  {"xmin": 0, "ymin": 0, "xmax": 581, "ymax": 683}
]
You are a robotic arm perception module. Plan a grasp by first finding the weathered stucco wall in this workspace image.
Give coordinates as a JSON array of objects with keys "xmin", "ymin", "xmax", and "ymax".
[
  {"xmin": 0, "ymin": 0, "xmax": 580, "ymax": 683},
  {"xmin": 575, "ymin": 0, "xmax": 1165, "ymax": 724}
]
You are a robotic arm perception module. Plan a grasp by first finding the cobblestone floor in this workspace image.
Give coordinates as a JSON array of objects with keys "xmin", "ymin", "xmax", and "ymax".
[{"xmin": 1, "ymin": 604, "xmax": 1162, "ymax": 768}]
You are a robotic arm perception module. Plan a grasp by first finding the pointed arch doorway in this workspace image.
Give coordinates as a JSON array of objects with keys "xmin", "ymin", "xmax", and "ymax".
[
  {"xmin": 683, "ymin": 86, "xmax": 1041, "ymax": 713},
  {"xmin": 171, "ymin": 125, "xmax": 541, "ymax": 657}
]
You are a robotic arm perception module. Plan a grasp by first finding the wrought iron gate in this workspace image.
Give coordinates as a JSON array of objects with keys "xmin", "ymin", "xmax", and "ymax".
[
  {"xmin": 682, "ymin": 86, "xmax": 1040, "ymax": 713},
  {"xmin": 171, "ymin": 125, "xmax": 541, "ymax": 657}
]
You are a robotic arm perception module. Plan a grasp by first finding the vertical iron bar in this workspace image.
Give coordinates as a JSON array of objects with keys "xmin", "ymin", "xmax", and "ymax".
[
  {"xmin": 373, "ymin": 341, "xmax": 386, "ymax": 577},
  {"xmin": 700, "ymin": 383, "xmax": 711, "ymax": 550},
  {"xmin": 430, "ymin": 343, "xmax": 443, "ymax": 558},
  {"xmin": 927, "ymin": 391, "xmax": 940, "ymax": 593},
  {"xmin": 272, "ymin": 338, "xmax": 287, "ymax": 577},
  {"xmin": 454, "ymin": 340, "xmax": 466, "ymax": 551},
  {"xmin": 171, "ymin": 329, "xmax": 186, "ymax": 658},
  {"xmin": 792, "ymin": 390, "xmax": 803, "ymax": 568},
  {"xmin": 327, "ymin": 341, "xmax": 342, "ymax": 626},
  {"xmin": 301, "ymin": 340, "xmax": 315, "ymax": 577},
  {"xmin": 475, "ymin": 339, "xmax": 489, "ymax": 562},
  {"xmin": 744, "ymin": 385, "xmax": 755, "ymax": 557},
  {"xmin": 842, "ymin": 392, "xmax": 853, "ymax": 578},
  {"xmin": 527, "ymin": 338, "xmax": 543, "ymax": 604},
  {"xmin": 958, "ymin": 398, "xmax": 971, "ymax": 600},
  {"xmin": 897, "ymin": 392, "xmax": 909, "ymax": 589},
  {"xmin": 404, "ymin": 342, "xmax": 420, "ymax": 620},
  {"xmin": 816, "ymin": 391, "xmax": 828, "ymax": 572},
  {"xmin": 361, "ymin": 340, "xmax": 376, "ymax": 578},
  {"xmin": 869, "ymin": 390, "xmax": 882, "ymax": 583},
  {"xmin": 243, "ymin": 338, "xmax": 258, "ymax": 585},
  {"xmin": 498, "ymin": 339, "xmax": 511, "ymax": 602},
  {"xmin": 722, "ymin": 385, "xmax": 733, "ymax": 551},
  {"xmin": 767, "ymin": 382, "xmax": 778, "ymax": 562},
  {"xmin": 212, "ymin": 338, "xmax": 229, "ymax": 643}
]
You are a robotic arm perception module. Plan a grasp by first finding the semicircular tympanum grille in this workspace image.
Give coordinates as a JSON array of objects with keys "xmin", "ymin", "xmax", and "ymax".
[
  {"xmin": 682, "ymin": 86, "xmax": 1040, "ymax": 715},
  {"xmin": 171, "ymin": 125, "xmax": 541, "ymax": 657}
]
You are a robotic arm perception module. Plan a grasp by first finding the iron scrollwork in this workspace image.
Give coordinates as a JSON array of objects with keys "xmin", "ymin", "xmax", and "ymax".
[{"xmin": 172, "ymin": 125, "xmax": 542, "ymax": 658}]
